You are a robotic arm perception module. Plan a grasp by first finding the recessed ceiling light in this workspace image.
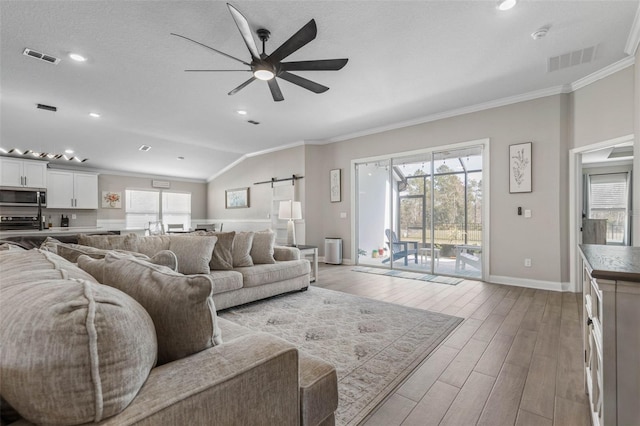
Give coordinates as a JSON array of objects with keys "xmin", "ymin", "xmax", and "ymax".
[
  {"xmin": 497, "ymin": 0, "xmax": 517, "ymax": 11},
  {"xmin": 531, "ymin": 27, "xmax": 549, "ymax": 40},
  {"xmin": 89, "ymin": 112, "xmax": 101, "ymax": 118},
  {"xmin": 69, "ymin": 53, "xmax": 87, "ymax": 62},
  {"xmin": 237, "ymin": 110, "xmax": 247, "ymax": 115},
  {"xmin": 65, "ymin": 149, "xmax": 74, "ymax": 154}
]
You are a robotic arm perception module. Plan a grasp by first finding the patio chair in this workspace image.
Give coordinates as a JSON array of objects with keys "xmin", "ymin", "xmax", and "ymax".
[
  {"xmin": 167, "ymin": 223, "xmax": 184, "ymax": 233},
  {"xmin": 382, "ymin": 229, "xmax": 419, "ymax": 266},
  {"xmin": 195, "ymin": 224, "xmax": 216, "ymax": 231},
  {"xmin": 147, "ymin": 221, "xmax": 165, "ymax": 236}
]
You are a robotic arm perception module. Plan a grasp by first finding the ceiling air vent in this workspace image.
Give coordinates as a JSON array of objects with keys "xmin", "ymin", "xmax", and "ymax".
[
  {"xmin": 23, "ymin": 48, "xmax": 61, "ymax": 65},
  {"xmin": 548, "ymin": 46, "xmax": 596, "ymax": 72},
  {"xmin": 138, "ymin": 145, "xmax": 152, "ymax": 152},
  {"xmin": 247, "ymin": 120, "xmax": 260, "ymax": 125},
  {"xmin": 37, "ymin": 103, "xmax": 57, "ymax": 112}
]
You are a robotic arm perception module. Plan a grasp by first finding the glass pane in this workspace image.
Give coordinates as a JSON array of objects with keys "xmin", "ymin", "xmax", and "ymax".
[
  {"xmin": 126, "ymin": 189, "xmax": 159, "ymax": 213},
  {"xmin": 588, "ymin": 173, "xmax": 629, "ymax": 245},
  {"xmin": 126, "ymin": 213, "xmax": 158, "ymax": 230},
  {"xmin": 162, "ymin": 192, "xmax": 191, "ymax": 213},
  {"xmin": 356, "ymin": 160, "xmax": 391, "ymax": 267},
  {"xmin": 163, "ymin": 214, "xmax": 191, "ymax": 231}
]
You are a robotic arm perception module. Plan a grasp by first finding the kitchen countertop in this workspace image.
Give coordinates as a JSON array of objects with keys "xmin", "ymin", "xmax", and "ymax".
[
  {"xmin": 0, "ymin": 227, "xmax": 108, "ymax": 238},
  {"xmin": 579, "ymin": 244, "xmax": 640, "ymax": 283}
]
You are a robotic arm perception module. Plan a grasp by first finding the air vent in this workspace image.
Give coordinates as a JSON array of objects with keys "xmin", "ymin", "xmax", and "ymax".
[
  {"xmin": 37, "ymin": 103, "xmax": 57, "ymax": 112},
  {"xmin": 247, "ymin": 120, "xmax": 260, "ymax": 125},
  {"xmin": 23, "ymin": 48, "xmax": 61, "ymax": 65},
  {"xmin": 138, "ymin": 145, "xmax": 151, "ymax": 152},
  {"xmin": 548, "ymin": 46, "xmax": 596, "ymax": 72}
]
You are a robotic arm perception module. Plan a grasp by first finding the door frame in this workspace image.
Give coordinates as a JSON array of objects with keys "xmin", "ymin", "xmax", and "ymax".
[{"xmin": 569, "ymin": 134, "xmax": 634, "ymax": 292}]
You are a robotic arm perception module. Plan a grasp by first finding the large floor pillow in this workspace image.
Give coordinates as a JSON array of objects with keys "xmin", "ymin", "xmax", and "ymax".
[{"xmin": 0, "ymin": 252, "xmax": 157, "ymax": 425}]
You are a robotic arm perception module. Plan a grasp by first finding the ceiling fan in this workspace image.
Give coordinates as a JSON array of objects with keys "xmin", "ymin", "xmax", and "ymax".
[{"xmin": 171, "ymin": 3, "xmax": 348, "ymax": 102}]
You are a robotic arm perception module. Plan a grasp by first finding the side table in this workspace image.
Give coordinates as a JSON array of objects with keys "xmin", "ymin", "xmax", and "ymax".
[{"xmin": 296, "ymin": 245, "xmax": 318, "ymax": 283}]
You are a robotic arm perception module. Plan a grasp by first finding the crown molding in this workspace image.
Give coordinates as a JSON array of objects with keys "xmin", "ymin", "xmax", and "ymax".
[
  {"xmin": 206, "ymin": 155, "xmax": 248, "ymax": 182},
  {"xmin": 570, "ymin": 56, "xmax": 636, "ymax": 91},
  {"xmin": 245, "ymin": 140, "xmax": 306, "ymax": 158},
  {"xmin": 624, "ymin": 3, "xmax": 640, "ymax": 56}
]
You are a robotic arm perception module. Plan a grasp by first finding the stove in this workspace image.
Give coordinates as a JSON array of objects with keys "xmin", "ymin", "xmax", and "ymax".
[{"xmin": 0, "ymin": 216, "xmax": 40, "ymax": 231}]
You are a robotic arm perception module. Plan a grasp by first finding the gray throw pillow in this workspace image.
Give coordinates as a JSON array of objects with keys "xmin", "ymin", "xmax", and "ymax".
[
  {"xmin": 78, "ymin": 250, "xmax": 178, "ymax": 283},
  {"xmin": 232, "ymin": 231, "xmax": 255, "ymax": 267},
  {"xmin": 169, "ymin": 235, "xmax": 217, "ymax": 274},
  {"xmin": 77, "ymin": 233, "xmax": 139, "ymax": 251},
  {"xmin": 101, "ymin": 252, "xmax": 222, "ymax": 365},
  {"xmin": 207, "ymin": 231, "xmax": 235, "ymax": 270},
  {"xmin": 250, "ymin": 230, "xmax": 276, "ymax": 264}
]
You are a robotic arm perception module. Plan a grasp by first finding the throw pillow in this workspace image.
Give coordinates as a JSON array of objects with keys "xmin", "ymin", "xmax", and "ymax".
[
  {"xmin": 207, "ymin": 231, "xmax": 235, "ymax": 270},
  {"xmin": 0, "ymin": 249, "xmax": 99, "ymax": 285},
  {"xmin": 232, "ymin": 231, "xmax": 255, "ymax": 267},
  {"xmin": 168, "ymin": 235, "xmax": 217, "ymax": 274},
  {"xmin": 77, "ymin": 233, "xmax": 138, "ymax": 251},
  {"xmin": 78, "ymin": 250, "xmax": 179, "ymax": 283},
  {"xmin": 0, "ymin": 256, "xmax": 157, "ymax": 425},
  {"xmin": 101, "ymin": 252, "xmax": 222, "ymax": 364},
  {"xmin": 56, "ymin": 243, "xmax": 150, "ymax": 264},
  {"xmin": 250, "ymin": 229, "xmax": 276, "ymax": 264},
  {"xmin": 134, "ymin": 235, "xmax": 171, "ymax": 257}
]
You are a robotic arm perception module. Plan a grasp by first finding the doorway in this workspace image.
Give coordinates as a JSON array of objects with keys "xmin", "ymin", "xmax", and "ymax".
[{"xmin": 354, "ymin": 141, "xmax": 487, "ymax": 280}]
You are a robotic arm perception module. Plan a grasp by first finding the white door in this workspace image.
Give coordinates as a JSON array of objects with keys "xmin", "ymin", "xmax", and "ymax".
[
  {"xmin": 47, "ymin": 171, "xmax": 74, "ymax": 208},
  {"xmin": 0, "ymin": 158, "xmax": 24, "ymax": 187},
  {"xmin": 74, "ymin": 173, "xmax": 98, "ymax": 209}
]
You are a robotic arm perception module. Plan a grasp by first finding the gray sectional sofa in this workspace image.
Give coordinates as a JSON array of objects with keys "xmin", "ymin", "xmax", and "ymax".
[{"xmin": 0, "ymin": 238, "xmax": 338, "ymax": 425}]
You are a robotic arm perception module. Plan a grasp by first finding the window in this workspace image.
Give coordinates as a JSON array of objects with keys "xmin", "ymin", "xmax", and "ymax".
[
  {"xmin": 587, "ymin": 172, "xmax": 630, "ymax": 245},
  {"xmin": 125, "ymin": 189, "xmax": 191, "ymax": 231}
]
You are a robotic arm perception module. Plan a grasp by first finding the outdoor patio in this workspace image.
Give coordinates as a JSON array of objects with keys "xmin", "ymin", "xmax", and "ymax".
[{"xmin": 357, "ymin": 251, "xmax": 482, "ymax": 279}]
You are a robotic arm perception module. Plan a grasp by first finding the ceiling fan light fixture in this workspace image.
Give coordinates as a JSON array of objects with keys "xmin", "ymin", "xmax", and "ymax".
[
  {"xmin": 497, "ymin": 0, "xmax": 517, "ymax": 11},
  {"xmin": 253, "ymin": 68, "xmax": 275, "ymax": 81}
]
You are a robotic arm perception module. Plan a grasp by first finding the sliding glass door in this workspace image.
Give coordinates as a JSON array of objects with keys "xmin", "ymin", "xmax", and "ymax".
[{"xmin": 355, "ymin": 145, "xmax": 484, "ymax": 279}]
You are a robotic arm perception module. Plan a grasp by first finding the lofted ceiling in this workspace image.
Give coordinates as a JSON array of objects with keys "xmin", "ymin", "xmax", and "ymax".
[{"xmin": 1, "ymin": 1, "xmax": 638, "ymax": 181}]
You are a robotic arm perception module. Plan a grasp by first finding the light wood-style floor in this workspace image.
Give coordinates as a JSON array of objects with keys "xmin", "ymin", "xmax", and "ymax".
[{"xmin": 314, "ymin": 264, "xmax": 591, "ymax": 426}]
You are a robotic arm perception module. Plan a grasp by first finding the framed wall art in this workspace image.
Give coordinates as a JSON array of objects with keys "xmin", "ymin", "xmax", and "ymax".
[
  {"xmin": 330, "ymin": 169, "xmax": 341, "ymax": 202},
  {"xmin": 509, "ymin": 142, "xmax": 532, "ymax": 193},
  {"xmin": 225, "ymin": 187, "xmax": 250, "ymax": 209},
  {"xmin": 102, "ymin": 191, "xmax": 122, "ymax": 208}
]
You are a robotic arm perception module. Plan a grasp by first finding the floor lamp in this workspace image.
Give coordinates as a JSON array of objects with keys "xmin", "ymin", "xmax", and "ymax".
[{"xmin": 279, "ymin": 200, "xmax": 302, "ymax": 246}]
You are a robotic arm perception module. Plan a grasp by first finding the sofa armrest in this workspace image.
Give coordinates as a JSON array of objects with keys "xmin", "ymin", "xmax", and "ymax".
[
  {"xmin": 98, "ymin": 333, "xmax": 300, "ymax": 426},
  {"xmin": 274, "ymin": 246, "xmax": 300, "ymax": 261}
]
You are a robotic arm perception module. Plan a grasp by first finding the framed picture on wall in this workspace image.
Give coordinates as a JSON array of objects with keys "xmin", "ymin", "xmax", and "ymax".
[
  {"xmin": 509, "ymin": 142, "xmax": 532, "ymax": 193},
  {"xmin": 225, "ymin": 187, "xmax": 250, "ymax": 209},
  {"xmin": 330, "ymin": 169, "xmax": 341, "ymax": 202}
]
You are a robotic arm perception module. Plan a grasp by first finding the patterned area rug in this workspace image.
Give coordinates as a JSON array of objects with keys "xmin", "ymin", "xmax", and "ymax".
[
  {"xmin": 352, "ymin": 266, "xmax": 464, "ymax": 285},
  {"xmin": 219, "ymin": 287, "xmax": 462, "ymax": 426}
]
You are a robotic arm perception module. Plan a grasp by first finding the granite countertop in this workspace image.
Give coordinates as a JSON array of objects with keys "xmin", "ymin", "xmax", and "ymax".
[{"xmin": 579, "ymin": 244, "xmax": 640, "ymax": 283}]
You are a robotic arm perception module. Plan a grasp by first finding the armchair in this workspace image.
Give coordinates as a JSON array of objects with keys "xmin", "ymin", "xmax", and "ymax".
[{"xmin": 382, "ymin": 229, "xmax": 418, "ymax": 266}]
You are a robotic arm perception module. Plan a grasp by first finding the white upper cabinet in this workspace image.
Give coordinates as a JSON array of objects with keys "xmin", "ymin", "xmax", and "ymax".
[
  {"xmin": 47, "ymin": 170, "xmax": 98, "ymax": 209},
  {"xmin": 0, "ymin": 158, "xmax": 47, "ymax": 188}
]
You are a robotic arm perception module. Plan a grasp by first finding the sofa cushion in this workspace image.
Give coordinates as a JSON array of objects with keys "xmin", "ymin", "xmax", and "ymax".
[
  {"xmin": 208, "ymin": 270, "xmax": 244, "ymax": 295},
  {"xmin": 0, "ymin": 251, "xmax": 157, "ymax": 425},
  {"xmin": 208, "ymin": 231, "xmax": 235, "ymax": 270},
  {"xmin": 0, "ymin": 248, "xmax": 99, "ymax": 286},
  {"xmin": 236, "ymin": 260, "xmax": 310, "ymax": 287},
  {"xmin": 250, "ymin": 229, "xmax": 276, "ymax": 264},
  {"xmin": 101, "ymin": 252, "xmax": 222, "ymax": 364},
  {"xmin": 78, "ymin": 250, "xmax": 179, "ymax": 283},
  {"xmin": 135, "ymin": 235, "xmax": 171, "ymax": 257},
  {"xmin": 169, "ymin": 235, "xmax": 217, "ymax": 274},
  {"xmin": 0, "ymin": 241, "xmax": 26, "ymax": 252},
  {"xmin": 78, "ymin": 232, "xmax": 139, "ymax": 251},
  {"xmin": 299, "ymin": 353, "xmax": 339, "ymax": 426},
  {"xmin": 232, "ymin": 231, "xmax": 255, "ymax": 267}
]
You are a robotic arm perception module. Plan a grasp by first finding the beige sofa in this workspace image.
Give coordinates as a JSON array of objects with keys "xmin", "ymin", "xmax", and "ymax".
[
  {"xmin": 0, "ymin": 247, "xmax": 337, "ymax": 426},
  {"xmin": 50, "ymin": 230, "xmax": 312, "ymax": 311}
]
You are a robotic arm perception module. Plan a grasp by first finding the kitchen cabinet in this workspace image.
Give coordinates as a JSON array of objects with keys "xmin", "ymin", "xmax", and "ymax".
[
  {"xmin": 0, "ymin": 158, "xmax": 47, "ymax": 188},
  {"xmin": 579, "ymin": 245, "xmax": 640, "ymax": 426},
  {"xmin": 47, "ymin": 170, "xmax": 98, "ymax": 209}
]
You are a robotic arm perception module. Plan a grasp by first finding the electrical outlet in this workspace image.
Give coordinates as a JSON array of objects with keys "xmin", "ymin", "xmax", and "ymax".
[
  {"xmin": 524, "ymin": 258, "xmax": 532, "ymax": 267},
  {"xmin": 71, "ymin": 214, "xmax": 77, "ymax": 220}
]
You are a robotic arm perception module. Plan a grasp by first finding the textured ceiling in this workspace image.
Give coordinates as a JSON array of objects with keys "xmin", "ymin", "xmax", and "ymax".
[{"xmin": 1, "ymin": 1, "xmax": 638, "ymax": 180}]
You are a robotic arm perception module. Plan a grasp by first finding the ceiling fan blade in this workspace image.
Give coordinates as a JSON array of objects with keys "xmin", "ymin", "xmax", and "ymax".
[
  {"xmin": 171, "ymin": 33, "xmax": 250, "ymax": 66},
  {"xmin": 278, "ymin": 71, "xmax": 328, "ymax": 93},
  {"xmin": 228, "ymin": 77, "xmax": 256, "ymax": 96},
  {"xmin": 281, "ymin": 58, "xmax": 348, "ymax": 71},
  {"xmin": 185, "ymin": 69, "xmax": 251, "ymax": 72},
  {"xmin": 267, "ymin": 19, "xmax": 317, "ymax": 63},
  {"xmin": 267, "ymin": 79, "xmax": 284, "ymax": 102},
  {"xmin": 227, "ymin": 4, "xmax": 261, "ymax": 61}
]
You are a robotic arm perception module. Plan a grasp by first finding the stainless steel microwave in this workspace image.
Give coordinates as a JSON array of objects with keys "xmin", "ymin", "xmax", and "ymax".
[{"xmin": 0, "ymin": 187, "xmax": 47, "ymax": 207}]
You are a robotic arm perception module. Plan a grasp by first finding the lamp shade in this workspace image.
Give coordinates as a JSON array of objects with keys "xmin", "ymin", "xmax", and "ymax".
[{"xmin": 279, "ymin": 201, "xmax": 302, "ymax": 220}]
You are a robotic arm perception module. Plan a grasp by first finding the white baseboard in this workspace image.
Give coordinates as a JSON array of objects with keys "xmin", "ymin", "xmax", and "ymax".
[{"xmin": 489, "ymin": 275, "xmax": 576, "ymax": 293}]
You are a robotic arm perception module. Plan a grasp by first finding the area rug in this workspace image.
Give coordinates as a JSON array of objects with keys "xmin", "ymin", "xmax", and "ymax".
[
  {"xmin": 352, "ymin": 265, "xmax": 464, "ymax": 285},
  {"xmin": 218, "ymin": 286, "xmax": 463, "ymax": 425}
]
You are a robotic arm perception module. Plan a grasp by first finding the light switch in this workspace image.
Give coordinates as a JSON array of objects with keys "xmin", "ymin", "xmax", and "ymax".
[
  {"xmin": 524, "ymin": 209, "xmax": 532, "ymax": 218},
  {"xmin": 340, "ymin": 212, "xmax": 347, "ymax": 219}
]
